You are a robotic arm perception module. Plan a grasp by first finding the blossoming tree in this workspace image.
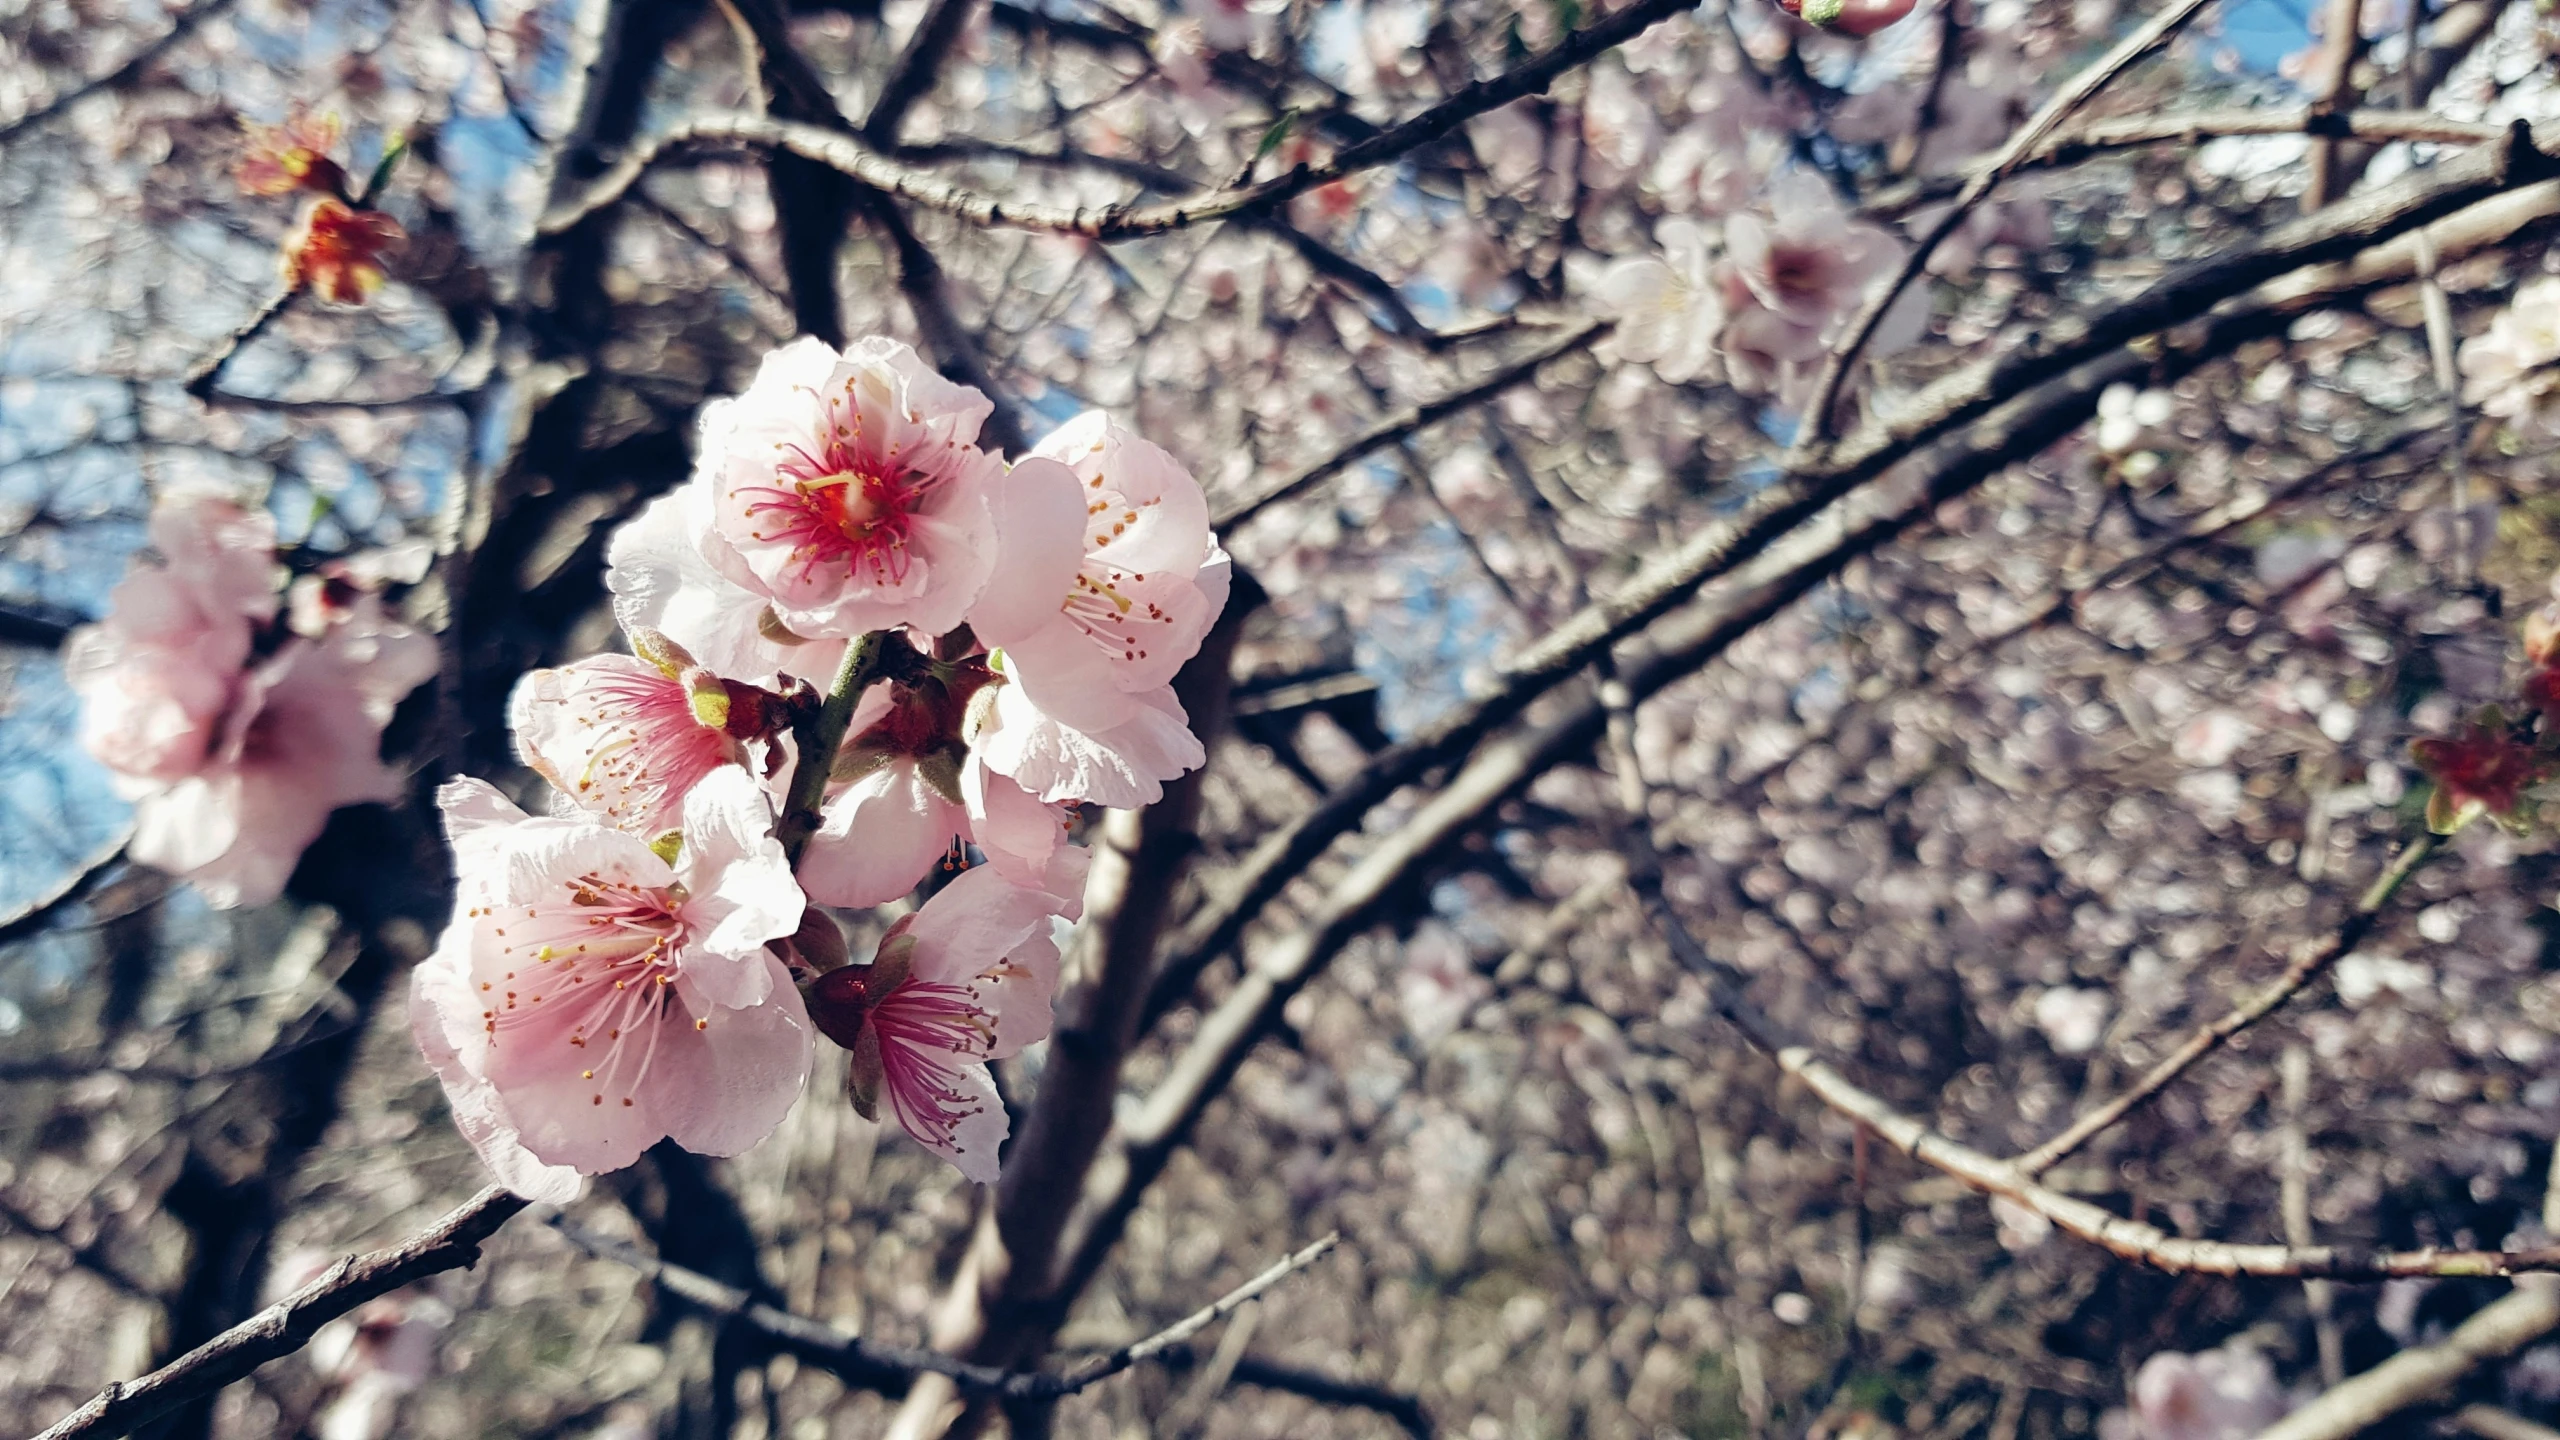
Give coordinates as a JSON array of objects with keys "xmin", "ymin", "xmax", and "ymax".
[{"xmin": 12, "ymin": 0, "xmax": 2560, "ymax": 1437}]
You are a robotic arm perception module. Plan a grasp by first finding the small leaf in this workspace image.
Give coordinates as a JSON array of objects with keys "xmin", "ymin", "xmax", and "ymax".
[
  {"xmin": 357, "ymin": 133, "xmax": 409, "ymax": 206},
  {"xmin": 1255, "ymin": 110, "xmax": 1299, "ymax": 164}
]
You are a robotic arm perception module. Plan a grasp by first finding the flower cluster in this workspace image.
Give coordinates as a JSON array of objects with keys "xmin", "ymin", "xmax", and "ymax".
[
  {"xmin": 1591, "ymin": 147, "xmax": 1930, "ymax": 412},
  {"xmin": 411, "ymin": 336, "xmax": 1229, "ymax": 1194},
  {"xmin": 66, "ymin": 487, "xmax": 437, "ymax": 908},
  {"xmin": 235, "ymin": 107, "xmax": 403, "ymax": 306},
  {"xmin": 2408, "ymin": 594, "xmax": 2560, "ymax": 833}
]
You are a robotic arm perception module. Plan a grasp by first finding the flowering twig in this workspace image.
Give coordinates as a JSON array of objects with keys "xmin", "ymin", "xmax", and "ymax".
[
  {"xmin": 2010, "ymin": 832, "xmax": 2439, "ymax": 1176},
  {"xmin": 29, "ymin": 1187, "xmax": 529, "ymax": 1440}
]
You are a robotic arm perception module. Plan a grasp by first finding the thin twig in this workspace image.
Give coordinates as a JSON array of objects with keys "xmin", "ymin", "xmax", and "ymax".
[
  {"xmin": 1213, "ymin": 323, "xmax": 1607, "ymax": 529},
  {"xmin": 0, "ymin": 0, "xmax": 241, "ymax": 144},
  {"xmin": 551, "ymin": 1216, "xmax": 1337, "ymax": 1400},
  {"xmin": 29, "ymin": 1187, "xmax": 529, "ymax": 1440},
  {"xmin": 1795, "ymin": 0, "xmax": 2226, "ymax": 447},
  {"xmin": 0, "ymin": 828, "xmax": 134, "ymax": 948},
  {"xmin": 543, "ymin": 0, "xmax": 1694, "ymax": 242},
  {"xmin": 2012, "ymin": 833, "xmax": 2438, "ymax": 1176}
]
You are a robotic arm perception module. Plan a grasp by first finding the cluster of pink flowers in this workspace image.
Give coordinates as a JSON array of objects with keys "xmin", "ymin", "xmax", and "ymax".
[
  {"xmin": 410, "ymin": 336, "xmax": 1229, "ymax": 1195},
  {"xmin": 66, "ymin": 487, "xmax": 437, "ymax": 908}
]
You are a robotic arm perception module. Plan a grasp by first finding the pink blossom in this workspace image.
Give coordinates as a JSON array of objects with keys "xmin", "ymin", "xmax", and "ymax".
[
  {"xmin": 408, "ymin": 768, "xmax": 814, "ymax": 1200},
  {"xmin": 1717, "ymin": 172, "xmax": 1927, "ymax": 404},
  {"xmin": 801, "ymin": 850, "xmax": 1086, "ymax": 1182},
  {"xmin": 509, "ymin": 647, "xmax": 759, "ymax": 838},
  {"xmin": 967, "ymin": 414, "xmax": 1230, "ymax": 808},
  {"xmin": 2114, "ymin": 1343, "xmax": 2293, "ymax": 1440},
  {"xmin": 797, "ymin": 658, "xmax": 1073, "ymax": 907},
  {"xmin": 71, "ymin": 499, "xmax": 437, "ymax": 910},
  {"xmin": 605, "ymin": 484, "xmax": 848, "ymax": 686},
  {"xmin": 127, "ymin": 590, "xmax": 436, "ymax": 907},
  {"xmin": 65, "ymin": 487, "xmax": 279, "ymax": 783},
  {"xmin": 695, "ymin": 336, "xmax": 1003, "ymax": 642},
  {"xmin": 1581, "ymin": 66, "xmax": 1661, "ymax": 191}
]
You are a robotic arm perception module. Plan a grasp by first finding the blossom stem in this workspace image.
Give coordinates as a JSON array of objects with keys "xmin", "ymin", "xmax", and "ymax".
[{"xmin": 779, "ymin": 631, "xmax": 881, "ymax": 863}]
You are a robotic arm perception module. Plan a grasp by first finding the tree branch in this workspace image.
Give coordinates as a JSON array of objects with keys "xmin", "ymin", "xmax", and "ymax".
[
  {"xmin": 1212, "ymin": 323, "xmax": 1607, "ymax": 529},
  {"xmin": 1795, "ymin": 0, "xmax": 2231, "ymax": 446},
  {"xmin": 545, "ymin": 0, "xmax": 1696, "ymax": 241},
  {"xmin": 2011, "ymin": 833, "xmax": 2439, "ymax": 1176},
  {"xmin": 29, "ymin": 1187, "xmax": 529, "ymax": 1440},
  {"xmin": 548, "ymin": 1215, "xmax": 1339, "ymax": 1402}
]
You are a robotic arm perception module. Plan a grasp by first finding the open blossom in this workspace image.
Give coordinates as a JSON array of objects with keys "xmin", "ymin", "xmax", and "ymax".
[
  {"xmin": 287, "ymin": 197, "xmax": 403, "ymax": 306},
  {"xmin": 696, "ymin": 336, "xmax": 1003, "ymax": 641},
  {"xmin": 510, "ymin": 637, "xmax": 785, "ymax": 838},
  {"xmin": 66, "ymin": 488, "xmax": 279, "ymax": 783},
  {"xmin": 2104, "ymin": 1343, "xmax": 2293, "ymax": 1440},
  {"xmin": 799, "ymin": 652, "xmax": 1075, "ymax": 907},
  {"xmin": 409, "ymin": 769, "xmax": 814, "ymax": 1201},
  {"xmin": 605, "ymin": 484, "xmax": 847, "ymax": 686},
  {"xmin": 968, "ymin": 413, "xmax": 1231, "ymax": 808},
  {"xmin": 1596, "ymin": 218, "xmax": 1725, "ymax": 385},
  {"xmin": 801, "ymin": 851, "xmax": 1085, "ymax": 1182},
  {"xmin": 1717, "ymin": 171, "xmax": 1927, "ymax": 404},
  {"xmin": 235, "ymin": 108, "xmax": 349, "ymax": 198},
  {"xmin": 68, "ymin": 491, "xmax": 435, "ymax": 908},
  {"xmin": 2459, "ymin": 274, "xmax": 2560, "ymax": 433}
]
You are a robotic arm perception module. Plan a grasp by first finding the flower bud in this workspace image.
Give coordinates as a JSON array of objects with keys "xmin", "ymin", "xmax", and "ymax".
[{"xmin": 1775, "ymin": 0, "xmax": 1918, "ymax": 34}]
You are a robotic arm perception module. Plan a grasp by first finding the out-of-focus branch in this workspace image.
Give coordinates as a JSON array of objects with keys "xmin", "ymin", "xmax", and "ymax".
[
  {"xmin": 864, "ymin": 0, "xmax": 978, "ymax": 143},
  {"xmin": 2304, "ymin": 0, "xmax": 2371, "ymax": 210},
  {"xmin": 1795, "ymin": 0, "xmax": 2229, "ymax": 446},
  {"xmin": 1071, "ymin": 160, "xmax": 2560, "ymax": 1344},
  {"xmin": 1212, "ymin": 323, "xmax": 1606, "ymax": 528},
  {"xmin": 1144, "ymin": 147, "xmax": 2560, "ymax": 1033},
  {"xmin": 2243, "ymin": 1153, "xmax": 2560, "ymax": 1440},
  {"xmin": 2455, "ymin": 1406, "xmax": 2560, "ymax": 1440},
  {"xmin": 550, "ymin": 1216, "xmax": 1339, "ymax": 1401},
  {"xmin": 0, "ymin": 599, "xmax": 86, "ymax": 649},
  {"xmin": 0, "ymin": 0, "xmax": 240, "ymax": 143},
  {"xmin": 0, "ymin": 829, "xmax": 132, "ymax": 948},
  {"xmin": 1865, "ymin": 108, "xmax": 2508, "ymax": 219},
  {"xmin": 549, "ymin": 0, "xmax": 1696, "ymax": 241},
  {"xmin": 28, "ymin": 1187, "xmax": 529, "ymax": 1440},
  {"xmin": 1597, "ymin": 712, "xmax": 2560, "ymax": 1283},
  {"xmin": 2011, "ymin": 833, "xmax": 2438, "ymax": 1176}
]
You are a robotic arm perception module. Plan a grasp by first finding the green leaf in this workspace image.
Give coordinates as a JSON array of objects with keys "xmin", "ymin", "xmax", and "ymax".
[
  {"xmin": 1255, "ymin": 110, "xmax": 1299, "ymax": 164},
  {"xmin": 357, "ymin": 133, "xmax": 409, "ymax": 207}
]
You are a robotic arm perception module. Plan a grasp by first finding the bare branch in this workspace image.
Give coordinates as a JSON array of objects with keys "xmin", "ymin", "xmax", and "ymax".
[
  {"xmin": 549, "ymin": 1215, "xmax": 1338, "ymax": 1401},
  {"xmin": 2011, "ymin": 833, "xmax": 2439, "ymax": 1176},
  {"xmin": 0, "ymin": 828, "xmax": 133, "ymax": 948},
  {"xmin": 29, "ymin": 1187, "xmax": 530, "ymax": 1440},
  {"xmin": 544, "ymin": 0, "xmax": 1696, "ymax": 242},
  {"xmin": 1796, "ymin": 0, "xmax": 2234, "ymax": 445},
  {"xmin": 1212, "ymin": 323, "xmax": 1607, "ymax": 529}
]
